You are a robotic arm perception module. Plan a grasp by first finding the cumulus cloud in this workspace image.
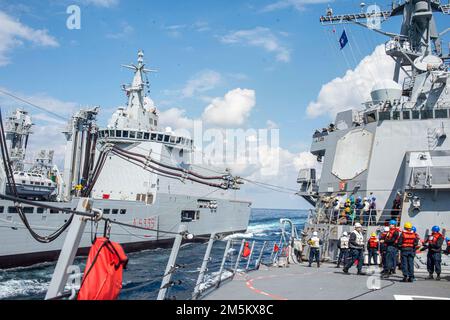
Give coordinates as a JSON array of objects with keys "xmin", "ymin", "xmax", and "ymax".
[
  {"xmin": 159, "ymin": 107, "xmax": 196, "ymax": 131},
  {"xmin": 0, "ymin": 10, "xmax": 59, "ymax": 66},
  {"xmin": 262, "ymin": 0, "xmax": 332, "ymax": 12},
  {"xmin": 182, "ymin": 70, "xmax": 223, "ymax": 98},
  {"xmin": 221, "ymin": 27, "xmax": 291, "ymax": 63},
  {"xmin": 202, "ymin": 88, "xmax": 256, "ymax": 126},
  {"xmin": 306, "ymin": 45, "xmax": 399, "ymax": 118}
]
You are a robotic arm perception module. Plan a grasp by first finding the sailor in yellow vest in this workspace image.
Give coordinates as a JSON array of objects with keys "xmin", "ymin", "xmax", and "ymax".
[{"xmin": 308, "ymin": 232, "xmax": 323, "ymax": 268}]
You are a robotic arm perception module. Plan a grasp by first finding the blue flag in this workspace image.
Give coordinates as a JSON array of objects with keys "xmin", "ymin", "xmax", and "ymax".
[{"xmin": 339, "ymin": 30, "xmax": 348, "ymax": 49}]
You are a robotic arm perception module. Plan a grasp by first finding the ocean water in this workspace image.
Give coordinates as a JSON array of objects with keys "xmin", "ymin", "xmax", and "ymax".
[{"xmin": 0, "ymin": 208, "xmax": 307, "ymax": 300}]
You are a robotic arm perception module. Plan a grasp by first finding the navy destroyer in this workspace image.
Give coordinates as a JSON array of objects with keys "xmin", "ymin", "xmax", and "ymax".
[
  {"xmin": 0, "ymin": 51, "xmax": 251, "ymax": 269},
  {"xmin": 205, "ymin": 0, "xmax": 450, "ymax": 300}
]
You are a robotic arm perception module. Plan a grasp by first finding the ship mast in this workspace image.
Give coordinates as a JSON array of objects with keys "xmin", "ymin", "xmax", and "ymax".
[
  {"xmin": 320, "ymin": 1, "xmax": 450, "ymax": 83},
  {"xmin": 121, "ymin": 50, "xmax": 157, "ymax": 121}
]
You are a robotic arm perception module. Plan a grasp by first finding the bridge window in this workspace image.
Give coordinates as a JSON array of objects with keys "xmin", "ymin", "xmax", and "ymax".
[
  {"xmin": 130, "ymin": 131, "xmax": 136, "ymax": 139},
  {"xmin": 109, "ymin": 130, "xmax": 115, "ymax": 137},
  {"xmin": 412, "ymin": 111, "xmax": 420, "ymax": 119},
  {"xmin": 23, "ymin": 207, "xmax": 34, "ymax": 214},
  {"xmin": 144, "ymin": 132, "xmax": 150, "ymax": 140},
  {"xmin": 116, "ymin": 130, "xmax": 122, "ymax": 138},
  {"xmin": 435, "ymin": 109, "xmax": 448, "ymax": 119},
  {"xmin": 0, "ymin": 206, "xmax": 3, "ymax": 213},
  {"xmin": 164, "ymin": 135, "xmax": 170, "ymax": 143},
  {"xmin": 421, "ymin": 110, "xmax": 433, "ymax": 119},
  {"xmin": 379, "ymin": 111, "xmax": 391, "ymax": 121},
  {"xmin": 392, "ymin": 111, "xmax": 400, "ymax": 120},
  {"xmin": 137, "ymin": 132, "xmax": 143, "ymax": 139},
  {"xmin": 151, "ymin": 133, "xmax": 157, "ymax": 141},
  {"xmin": 402, "ymin": 111, "xmax": 411, "ymax": 120},
  {"xmin": 157, "ymin": 134, "xmax": 163, "ymax": 142},
  {"xmin": 37, "ymin": 208, "xmax": 45, "ymax": 214},
  {"xmin": 123, "ymin": 131, "xmax": 129, "ymax": 138},
  {"xmin": 50, "ymin": 209, "xmax": 60, "ymax": 214}
]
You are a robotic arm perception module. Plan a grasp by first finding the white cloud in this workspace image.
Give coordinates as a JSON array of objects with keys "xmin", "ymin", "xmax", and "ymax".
[
  {"xmin": 106, "ymin": 22, "xmax": 134, "ymax": 39},
  {"xmin": 182, "ymin": 70, "xmax": 223, "ymax": 98},
  {"xmin": 0, "ymin": 10, "xmax": 59, "ymax": 66},
  {"xmin": 202, "ymin": 88, "xmax": 256, "ymax": 126},
  {"xmin": 262, "ymin": 0, "xmax": 332, "ymax": 12},
  {"xmin": 82, "ymin": 0, "xmax": 119, "ymax": 7},
  {"xmin": 306, "ymin": 45, "xmax": 399, "ymax": 118},
  {"xmin": 221, "ymin": 27, "xmax": 291, "ymax": 63},
  {"xmin": 159, "ymin": 107, "xmax": 196, "ymax": 131}
]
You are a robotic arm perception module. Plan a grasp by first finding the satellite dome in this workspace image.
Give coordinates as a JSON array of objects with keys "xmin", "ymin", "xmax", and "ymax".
[{"xmin": 370, "ymin": 79, "xmax": 402, "ymax": 103}]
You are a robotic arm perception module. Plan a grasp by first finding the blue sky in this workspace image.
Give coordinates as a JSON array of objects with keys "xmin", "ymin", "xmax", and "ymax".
[{"xmin": 0, "ymin": 0, "xmax": 448, "ymax": 208}]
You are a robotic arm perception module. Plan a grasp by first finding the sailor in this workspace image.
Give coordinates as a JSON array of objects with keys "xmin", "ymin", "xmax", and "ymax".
[
  {"xmin": 398, "ymin": 222, "xmax": 418, "ymax": 282},
  {"xmin": 362, "ymin": 197, "xmax": 370, "ymax": 226},
  {"xmin": 445, "ymin": 237, "xmax": 450, "ymax": 255},
  {"xmin": 379, "ymin": 226, "xmax": 389, "ymax": 272},
  {"xmin": 293, "ymin": 238, "xmax": 303, "ymax": 262},
  {"xmin": 336, "ymin": 231, "xmax": 349, "ymax": 268},
  {"xmin": 424, "ymin": 226, "xmax": 444, "ymax": 280},
  {"xmin": 367, "ymin": 232, "xmax": 379, "ymax": 266},
  {"xmin": 391, "ymin": 192, "xmax": 402, "ymax": 222},
  {"xmin": 343, "ymin": 223, "xmax": 365, "ymax": 275},
  {"xmin": 368, "ymin": 197, "xmax": 377, "ymax": 226},
  {"xmin": 308, "ymin": 231, "xmax": 322, "ymax": 268},
  {"xmin": 355, "ymin": 197, "xmax": 363, "ymax": 223},
  {"xmin": 381, "ymin": 220, "xmax": 400, "ymax": 278}
]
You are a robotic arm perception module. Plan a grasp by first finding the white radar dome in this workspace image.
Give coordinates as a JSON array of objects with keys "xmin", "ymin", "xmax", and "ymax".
[{"xmin": 370, "ymin": 79, "xmax": 402, "ymax": 103}]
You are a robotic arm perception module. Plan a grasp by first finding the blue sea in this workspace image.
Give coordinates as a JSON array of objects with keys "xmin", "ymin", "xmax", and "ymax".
[{"xmin": 0, "ymin": 208, "xmax": 307, "ymax": 300}]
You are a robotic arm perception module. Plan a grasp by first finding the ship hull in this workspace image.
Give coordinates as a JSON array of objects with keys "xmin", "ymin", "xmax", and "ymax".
[{"xmin": 0, "ymin": 192, "xmax": 251, "ymax": 269}]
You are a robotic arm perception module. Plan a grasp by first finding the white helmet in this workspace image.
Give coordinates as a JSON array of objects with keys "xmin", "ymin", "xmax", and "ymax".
[
  {"xmin": 313, "ymin": 231, "xmax": 318, "ymax": 236},
  {"xmin": 343, "ymin": 232, "xmax": 348, "ymax": 236},
  {"xmin": 384, "ymin": 226, "xmax": 389, "ymax": 232},
  {"xmin": 354, "ymin": 223, "xmax": 362, "ymax": 228}
]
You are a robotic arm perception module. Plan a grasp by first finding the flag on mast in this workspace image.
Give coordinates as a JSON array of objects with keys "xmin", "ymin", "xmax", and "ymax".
[{"xmin": 339, "ymin": 30, "xmax": 348, "ymax": 49}]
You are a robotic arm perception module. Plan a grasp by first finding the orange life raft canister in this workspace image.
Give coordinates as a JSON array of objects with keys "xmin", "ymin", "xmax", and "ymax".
[{"xmin": 77, "ymin": 237, "xmax": 128, "ymax": 300}]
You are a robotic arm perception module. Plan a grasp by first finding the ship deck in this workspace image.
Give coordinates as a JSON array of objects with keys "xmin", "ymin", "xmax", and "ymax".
[{"xmin": 204, "ymin": 263, "xmax": 450, "ymax": 300}]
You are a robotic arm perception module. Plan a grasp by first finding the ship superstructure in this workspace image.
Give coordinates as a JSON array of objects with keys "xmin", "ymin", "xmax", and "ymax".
[
  {"xmin": 0, "ymin": 51, "xmax": 251, "ymax": 269},
  {"xmin": 297, "ymin": 0, "xmax": 450, "ymax": 262}
]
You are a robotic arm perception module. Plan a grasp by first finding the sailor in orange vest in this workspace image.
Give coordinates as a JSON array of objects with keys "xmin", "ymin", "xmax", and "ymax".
[
  {"xmin": 445, "ymin": 237, "xmax": 450, "ymax": 255},
  {"xmin": 381, "ymin": 220, "xmax": 401, "ymax": 278},
  {"xmin": 397, "ymin": 222, "xmax": 419, "ymax": 282},
  {"xmin": 242, "ymin": 242, "xmax": 251, "ymax": 258},
  {"xmin": 424, "ymin": 226, "xmax": 444, "ymax": 280},
  {"xmin": 367, "ymin": 233, "xmax": 379, "ymax": 266}
]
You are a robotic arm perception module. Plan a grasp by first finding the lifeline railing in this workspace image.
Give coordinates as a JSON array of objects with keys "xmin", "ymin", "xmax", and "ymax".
[{"xmin": 306, "ymin": 208, "xmax": 404, "ymax": 227}]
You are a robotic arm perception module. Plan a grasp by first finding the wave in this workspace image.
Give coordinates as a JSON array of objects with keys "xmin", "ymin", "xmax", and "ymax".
[{"xmin": 0, "ymin": 279, "xmax": 49, "ymax": 299}]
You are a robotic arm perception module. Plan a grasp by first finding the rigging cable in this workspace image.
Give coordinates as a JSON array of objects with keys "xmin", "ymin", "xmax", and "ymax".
[
  {"xmin": 0, "ymin": 109, "xmax": 74, "ymax": 243},
  {"xmin": 0, "ymin": 89, "xmax": 69, "ymax": 122}
]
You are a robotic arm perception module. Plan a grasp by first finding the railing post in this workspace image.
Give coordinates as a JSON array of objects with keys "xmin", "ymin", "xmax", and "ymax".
[
  {"xmin": 245, "ymin": 241, "xmax": 256, "ymax": 271},
  {"xmin": 45, "ymin": 198, "xmax": 92, "ymax": 300},
  {"xmin": 192, "ymin": 233, "xmax": 216, "ymax": 300},
  {"xmin": 233, "ymin": 239, "xmax": 246, "ymax": 276},
  {"xmin": 157, "ymin": 224, "xmax": 186, "ymax": 301},
  {"xmin": 255, "ymin": 241, "xmax": 267, "ymax": 270},
  {"xmin": 215, "ymin": 239, "xmax": 232, "ymax": 288}
]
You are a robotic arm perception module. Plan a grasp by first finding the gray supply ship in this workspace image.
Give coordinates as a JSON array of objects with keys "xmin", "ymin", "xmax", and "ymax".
[
  {"xmin": 205, "ymin": 0, "xmax": 450, "ymax": 300},
  {"xmin": 0, "ymin": 51, "xmax": 251, "ymax": 269}
]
